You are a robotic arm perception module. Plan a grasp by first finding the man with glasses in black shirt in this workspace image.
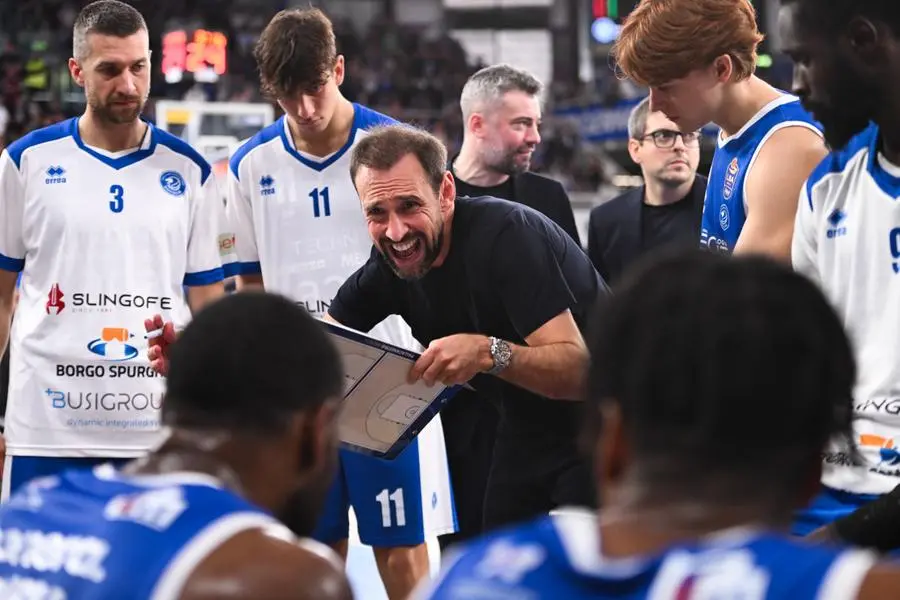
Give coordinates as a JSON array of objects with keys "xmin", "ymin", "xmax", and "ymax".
[{"xmin": 588, "ymin": 97, "xmax": 706, "ymax": 284}]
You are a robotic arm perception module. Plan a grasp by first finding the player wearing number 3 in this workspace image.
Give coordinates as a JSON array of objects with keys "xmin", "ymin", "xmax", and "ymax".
[
  {"xmin": 0, "ymin": 1, "xmax": 227, "ymax": 501},
  {"xmin": 220, "ymin": 8, "xmax": 456, "ymax": 598}
]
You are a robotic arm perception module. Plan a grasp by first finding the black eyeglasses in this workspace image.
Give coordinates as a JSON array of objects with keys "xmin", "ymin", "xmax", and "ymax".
[{"xmin": 639, "ymin": 129, "xmax": 701, "ymax": 148}]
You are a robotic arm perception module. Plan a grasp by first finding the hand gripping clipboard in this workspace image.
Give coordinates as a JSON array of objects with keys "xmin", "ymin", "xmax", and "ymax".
[{"xmin": 321, "ymin": 320, "xmax": 462, "ymax": 460}]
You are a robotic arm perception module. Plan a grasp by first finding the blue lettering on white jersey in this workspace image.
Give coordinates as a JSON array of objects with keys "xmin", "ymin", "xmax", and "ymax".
[
  {"xmin": 419, "ymin": 509, "xmax": 876, "ymax": 599},
  {"xmin": 701, "ymin": 95, "xmax": 821, "ymax": 253},
  {"xmin": 0, "ymin": 464, "xmax": 292, "ymax": 598}
]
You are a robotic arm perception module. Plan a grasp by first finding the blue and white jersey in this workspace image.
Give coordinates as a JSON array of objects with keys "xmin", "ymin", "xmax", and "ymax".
[
  {"xmin": 701, "ymin": 94, "xmax": 821, "ymax": 253},
  {"xmin": 223, "ymin": 103, "xmax": 416, "ymax": 351},
  {"xmin": 0, "ymin": 463, "xmax": 337, "ymax": 598},
  {"xmin": 418, "ymin": 509, "xmax": 876, "ymax": 599},
  {"xmin": 794, "ymin": 123, "xmax": 900, "ymax": 496},
  {"xmin": 0, "ymin": 118, "xmax": 225, "ymax": 458}
]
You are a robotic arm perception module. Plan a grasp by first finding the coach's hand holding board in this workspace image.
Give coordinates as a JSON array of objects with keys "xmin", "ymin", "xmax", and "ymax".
[{"xmin": 407, "ymin": 333, "xmax": 495, "ymax": 387}]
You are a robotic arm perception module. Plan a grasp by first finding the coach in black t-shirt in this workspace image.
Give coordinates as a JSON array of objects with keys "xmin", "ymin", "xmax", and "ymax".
[{"xmin": 328, "ymin": 125, "xmax": 607, "ymax": 530}]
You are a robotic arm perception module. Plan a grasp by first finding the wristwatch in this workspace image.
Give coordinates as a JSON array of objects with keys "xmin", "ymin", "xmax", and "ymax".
[{"xmin": 487, "ymin": 336, "xmax": 512, "ymax": 375}]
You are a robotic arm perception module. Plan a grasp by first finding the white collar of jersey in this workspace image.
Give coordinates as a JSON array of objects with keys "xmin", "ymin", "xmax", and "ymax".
[
  {"xmin": 717, "ymin": 93, "xmax": 799, "ymax": 148},
  {"xmin": 551, "ymin": 508, "xmax": 765, "ymax": 579},
  {"xmin": 93, "ymin": 462, "xmax": 224, "ymax": 489}
]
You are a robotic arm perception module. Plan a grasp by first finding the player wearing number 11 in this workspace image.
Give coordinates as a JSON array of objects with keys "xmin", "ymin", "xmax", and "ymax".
[
  {"xmin": 222, "ymin": 8, "xmax": 456, "ymax": 599},
  {"xmin": 0, "ymin": 1, "xmax": 226, "ymax": 499}
]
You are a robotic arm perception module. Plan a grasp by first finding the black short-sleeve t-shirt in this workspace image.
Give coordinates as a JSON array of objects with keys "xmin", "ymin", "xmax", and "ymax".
[{"xmin": 329, "ymin": 196, "xmax": 607, "ymax": 430}]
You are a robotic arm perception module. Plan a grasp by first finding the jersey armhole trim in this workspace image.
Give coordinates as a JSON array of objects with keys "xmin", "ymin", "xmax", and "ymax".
[
  {"xmin": 816, "ymin": 549, "xmax": 878, "ymax": 600},
  {"xmin": 0, "ymin": 253, "xmax": 24, "ymax": 272},
  {"xmin": 741, "ymin": 121, "xmax": 823, "ymax": 215},
  {"xmin": 184, "ymin": 267, "xmax": 225, "ymax": 287},
  {"xmin": 223, "ymin": 261, "xmax": 261, "ymax": 278},
  {"xmin": 150, "ymin": 511, "xmax": 279, "ymax": 600}
]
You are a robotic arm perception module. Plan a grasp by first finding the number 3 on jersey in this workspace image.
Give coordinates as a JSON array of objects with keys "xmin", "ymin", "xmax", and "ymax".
[
  {"xmin": 109, "ymin": 184, "xmax": 124, "ymax": 213},
  {"xmin": 309, "ymin": 186, "xmax": 331, "ymax": 218}
]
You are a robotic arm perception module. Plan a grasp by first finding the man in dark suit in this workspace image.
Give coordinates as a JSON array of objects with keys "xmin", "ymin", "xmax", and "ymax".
[
  {"xmin": 441, "ymin": 64, "xmax": 583, "ymax": 551},
  {"xmin": 588, "ymin": 97, "xmax": 706, "ymax": 285}
]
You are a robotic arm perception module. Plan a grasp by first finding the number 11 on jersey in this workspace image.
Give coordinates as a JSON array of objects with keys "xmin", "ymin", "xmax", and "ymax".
[{"xmin": 309, "ymin": 186, "xmax": 331, "ymax": 218}]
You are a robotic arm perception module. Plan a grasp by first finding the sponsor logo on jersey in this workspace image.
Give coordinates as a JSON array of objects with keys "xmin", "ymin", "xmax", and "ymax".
[
  {"xmin": 826, "ymin": 208, "xmax": 847, "ymax": 239},
  {"xmin": 46, "ymin": 388, "xmax": 163, "ymax": 412},
  {"xmin": 55, "ymin": 363, "xmax": 160, "ymax": 379},
  {"xmin": 87, "ymin": 327, "xmax": 147, "ymax": 362},
  {"xmin": 218, "ymin": 232, "xmax": 235, "ymax": 256},
  {"xmin": 260, "ymin": 174, "xmax": 275, "ymax": 196},
  {"xmin": 104, "ymin": 488, "xmax": 187, "ymax": 531},
  {"xmin": 722, "ymin": 157, "xmax": 739, "ymax": 200},
  {"xmin": 718, "ymin": 204, "xmax": 730, "ymax": 231},
  {"xmin": 46, "ymin": 283, "xmax": 65, "ymax": 314},
  {"xmin": 160, "ymin": 170, "xmax": 186, "ymax": 197},
  {"xmin": 45, "ymin": 165, "xmax": 67, "ymax": 184},
  {"xmin": 859, "ymin": 433, "xmax": 900, "ymax": 467},
  {"xmin": 46, "ymin": 285, "xmax": 174, "ymax": 314},
  {"xmin": 0, "ymin": 527, "xmax": 109, "ymax": 583},
  {"xmin": 700, "ymin": 230, "xmax": 730, "ymax": 254}
]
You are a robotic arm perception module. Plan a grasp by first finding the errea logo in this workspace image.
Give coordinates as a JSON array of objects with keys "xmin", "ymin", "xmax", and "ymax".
[
  {"xmin": 826, "ymin": 208, "xmax": 847, "ymax": 239},
  {"xmin": 45, "ymin": 165, "xmax": 66, "ymax": 184},
  {"xmin": 260, "ymin": 175, "xmax": 275, "ymax": 196}
]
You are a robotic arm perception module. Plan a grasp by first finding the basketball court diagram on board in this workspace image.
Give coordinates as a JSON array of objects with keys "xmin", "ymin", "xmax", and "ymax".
[{"xmin": 325, "ymin": 324, "xmax": 459, "ymax": 460}]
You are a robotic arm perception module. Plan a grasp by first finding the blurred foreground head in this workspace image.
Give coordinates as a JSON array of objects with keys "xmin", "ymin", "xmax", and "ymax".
[{"xmin": 586, "ymin": 250, "xmax": 855, "ymax": 524}]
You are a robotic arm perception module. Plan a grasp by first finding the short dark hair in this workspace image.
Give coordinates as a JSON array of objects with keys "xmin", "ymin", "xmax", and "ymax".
[
  {"xmin": 350, "ymin": 125, "xmax": 447, "ymax": 193},
  {"xmin": 254, "ymin": 8, "xmax": 338, "ymax": 99},
  {"xmin": 73, "ymin": 0, "xmax": 148, "ymax": 61},
  {"xmin": 780, "ymin": 0, "xmax": 900, "ymax": 35},
  {"xmin": 586, "ymin": 250, "xmax": 856, "ymax": 514},
  {"xmin": 163, "ymin": 292, "xmax": 344, "ymax": 434}
]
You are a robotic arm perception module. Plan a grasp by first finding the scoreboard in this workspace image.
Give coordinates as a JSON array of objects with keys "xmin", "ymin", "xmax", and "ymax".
[{"xmin": 161, "ymin": 29, "xmax": 228, "ymax": 83}]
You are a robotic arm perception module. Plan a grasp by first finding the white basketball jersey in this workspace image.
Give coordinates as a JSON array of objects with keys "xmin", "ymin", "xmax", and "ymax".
[
  {"xmin": 0, "ymin": 118, "xmax": 225, "ymax": 457},
  {"xmin": 224, "ymin": 104, "xmax": 418, "ymax": 350},
  {"xmin": 794, "ymin": 123, "xmax": 900, "ymax": 495}
]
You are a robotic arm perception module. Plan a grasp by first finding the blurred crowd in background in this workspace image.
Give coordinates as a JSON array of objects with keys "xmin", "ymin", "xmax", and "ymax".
[{"xmin": 0, "ymin": 0, "xmax": 795, "ymax": 193}]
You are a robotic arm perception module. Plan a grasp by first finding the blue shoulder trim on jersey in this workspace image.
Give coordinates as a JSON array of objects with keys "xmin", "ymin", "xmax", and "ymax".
[
  {"xmin": 6, "ymin": 119, "xmax": 74, "ymax": 169},
  {"xmin": 223, "ymin": 261, "xmax": 262, "ymax": 277},
  {"xmin": 0, "ymin": 253, "xmax": 24, "ymax": 273},
  {"xmin": 183, "ymin": 266, "xmax": 224, "ymax": 286},
  {"xmin": 805, "ymin": 124, "xmax": 879, "ymax": 211},
  {"xmin": 228, "ymin": 119, "xmax": 283, "ymax": 182},
  {"xmin": 278, "ymin": 104, "xmax": 399, "ymax": 173},
  {"xmin": 153, "ymin": 127, "xmax": 213, "ymax": 185},
  {"xmin": 354, "ymin": 104, "xmax": 398, "ymax": 129}
]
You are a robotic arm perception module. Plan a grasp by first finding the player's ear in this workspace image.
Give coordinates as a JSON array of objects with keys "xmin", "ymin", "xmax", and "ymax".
[
  {"xmin": 333, "ymin": 55, "xmax": 345, "ymax": 86},
  {"xmin": 68, "ymin": 57, "xmax": 85, "ymax": 88},
  {"xmin": 712, "ymin": 54, "xmax": 733, "ymax": 83}
]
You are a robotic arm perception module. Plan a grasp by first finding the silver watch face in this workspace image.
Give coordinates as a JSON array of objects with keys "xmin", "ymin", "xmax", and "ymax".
[{"xmin": 492, "ymin": 338, "xmax": 512, "ymax": 369}]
